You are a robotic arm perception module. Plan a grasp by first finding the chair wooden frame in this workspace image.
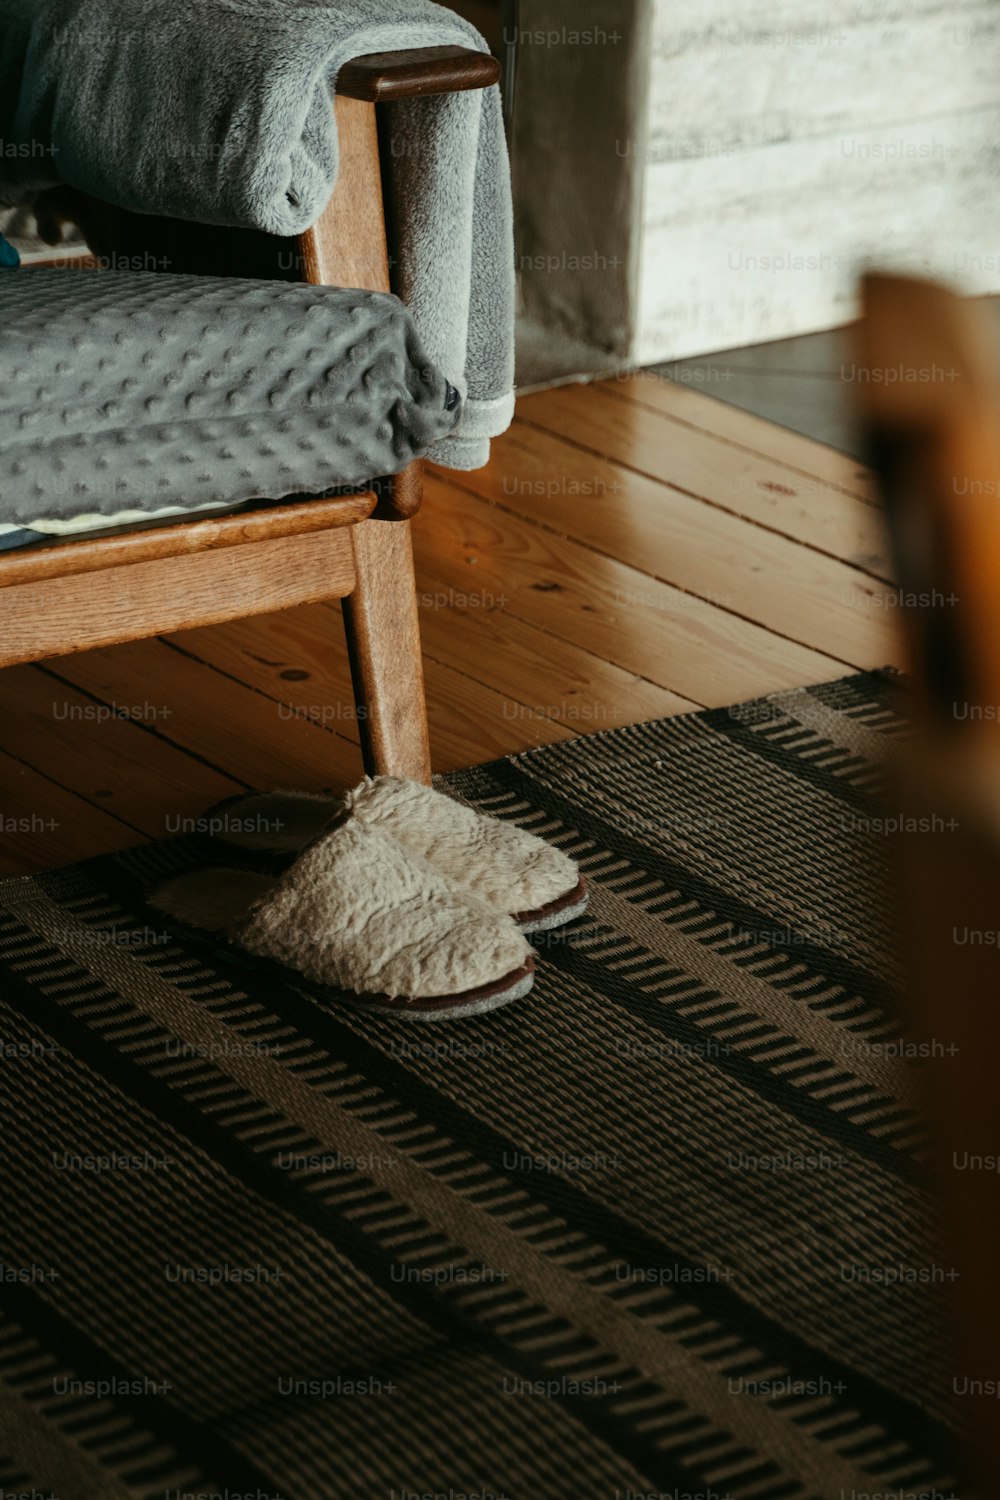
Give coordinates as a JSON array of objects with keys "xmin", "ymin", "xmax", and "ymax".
[{"xmin": 0, "ymin": 46, "xmax": 500, "ymax": 785}]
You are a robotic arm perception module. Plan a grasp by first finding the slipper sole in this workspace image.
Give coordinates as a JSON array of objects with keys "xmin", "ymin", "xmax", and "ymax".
[
  {"xmin": 332, "ymin": 962, "xmax": 536, "ymax": 1020},
  {"xmin": 513, "ymin": 876, "xmax": 589, "ymax": 933}
]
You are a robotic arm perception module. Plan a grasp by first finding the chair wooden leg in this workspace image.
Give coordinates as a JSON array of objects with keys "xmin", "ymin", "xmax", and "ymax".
[{"xmin": 342, "ymin": 506, "xmax": 432, "ymax": 782}]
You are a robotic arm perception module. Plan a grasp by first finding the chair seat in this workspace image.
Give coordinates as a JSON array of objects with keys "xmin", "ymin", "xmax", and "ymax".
[{"xmin": 0, "ymin": 269, "xmax": 459, "ymax": 543}]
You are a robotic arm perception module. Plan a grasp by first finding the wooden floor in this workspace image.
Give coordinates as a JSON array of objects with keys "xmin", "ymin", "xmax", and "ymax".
[{"xmin": 0, "ymin": 374, "xmax": 899, "ymax": 878}]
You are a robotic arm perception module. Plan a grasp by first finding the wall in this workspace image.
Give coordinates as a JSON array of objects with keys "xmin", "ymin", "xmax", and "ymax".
[
  {"xmin": 637, "ymin": 0, "xmax": 1000, "ymax": 362},
  {"xmin": 436, "ymin": 0, "xmax": 505, "ymax": 53}
]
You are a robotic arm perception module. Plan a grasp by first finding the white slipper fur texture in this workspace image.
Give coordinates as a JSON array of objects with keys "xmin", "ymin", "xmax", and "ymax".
[
  {"xmin": 242, "ymin": 821, "xmax": 533, "ymax": 998},
  {"xmin": 212, "ymin": 778, "xmax": 582, "ymax": 919},
  {"xmin": 155, "ymin": 821, "xmax": 533, "ymax": 1001}
]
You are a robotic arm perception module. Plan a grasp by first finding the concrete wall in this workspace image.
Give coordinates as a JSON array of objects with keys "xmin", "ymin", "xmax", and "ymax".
[{"xmin": 637, "ymin": 0, "xmax": 1000, "ymax": 362}]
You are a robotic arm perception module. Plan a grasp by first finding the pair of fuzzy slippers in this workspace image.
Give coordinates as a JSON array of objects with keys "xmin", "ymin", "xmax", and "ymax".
[{"xmin": 151, "ymin": 778, "xmax": 587, "ymax": 1021}]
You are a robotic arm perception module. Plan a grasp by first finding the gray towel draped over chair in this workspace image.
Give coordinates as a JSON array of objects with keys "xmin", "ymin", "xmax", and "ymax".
[{"xmin": 0, "ymin": 0, "xmax": 515, "ymax": 470}]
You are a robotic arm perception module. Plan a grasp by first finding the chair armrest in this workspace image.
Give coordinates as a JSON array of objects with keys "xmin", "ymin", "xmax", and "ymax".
[{"xmin": 337, "ymin": 46, "xmax": 501, "ymax": 102}]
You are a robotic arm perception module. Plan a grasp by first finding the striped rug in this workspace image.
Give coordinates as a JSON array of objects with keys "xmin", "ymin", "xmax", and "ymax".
[{"xmin": 0, "ymin": 671, "xmax": 963, "ymax": 1500}]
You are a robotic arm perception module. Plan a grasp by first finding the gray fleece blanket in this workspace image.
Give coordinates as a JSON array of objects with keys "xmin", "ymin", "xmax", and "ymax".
[{"xmin": 0, "ymin": 0, "xmax": 514, "ymax": 470}]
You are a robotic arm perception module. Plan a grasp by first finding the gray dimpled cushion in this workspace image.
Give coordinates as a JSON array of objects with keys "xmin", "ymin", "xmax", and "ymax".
[{"xmin": 0, "ymin": 269, "xmax": 461, "ymax": 527}]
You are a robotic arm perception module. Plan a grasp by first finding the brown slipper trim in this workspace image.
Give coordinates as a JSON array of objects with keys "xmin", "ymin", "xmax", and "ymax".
[
  {"xmin": 341, "ymin": 958, "xmax": 536, "ymax": 1015},
  {"xmin": 512, "ymin": 875, "xmax": 588, "ymax": 928},
  {"xmin": 246, "ymin": 951, "xmax": 536, "ymax": 1021}
]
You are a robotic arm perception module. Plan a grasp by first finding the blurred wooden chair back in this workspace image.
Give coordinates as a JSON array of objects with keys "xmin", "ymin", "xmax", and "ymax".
[{"xmin": 859, "ymin": 272, "xmax": 1000, "ymax": 1493}]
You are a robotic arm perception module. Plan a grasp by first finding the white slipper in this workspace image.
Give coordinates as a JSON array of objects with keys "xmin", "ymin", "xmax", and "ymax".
[
  {"xmin": 200, "ymin": 778, "xmax": 587, "ymax": 933},
  {"xmin": 149, "ymin": 821, "xmax": 535, "ymax": 1021}
]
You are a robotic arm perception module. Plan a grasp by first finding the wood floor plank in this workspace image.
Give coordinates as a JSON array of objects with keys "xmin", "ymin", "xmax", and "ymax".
[
  {"xmin": 413, "ymin": 552, "xmax": 697, "ymax": 725},
  {"xmin": 0, "ymin": 665, "xmax": 239, "ymax": 842},
  {"xmin": 509, "ymin": 408, "xmax": 890, "ymax": 576},
  {"xmin": 175, "ymin": 589, "xmax": 695, "ymax": 736},
  {"xmin": 421, "ymin": 474, "xmax": 845, "ymax": 705},
  {"xmin": 431, "ymin": 426, "xmax": 901, "ymax": 668},
  {"xmin": 0, "ymin": 748, "xmax": 137, "ymax": 878},
  {"xmin": 599, "ymin": 372, "xmax": 878, "ymax": 504},
  {"xmin": 166, "ymin": 604, "xmax": 573, "ymax": 773},
  {"xmin": 514, "ymin": 383, "xmax": 889, "ymax": 572},
  {"xmin": 51, "ymin": 637, "xmax": 364, "ymax": 793},
  {"xmin": 423, "ymin": 658, "xmax": 572, "ymax": 770},
  {"xmin": 164, "ymin": 607, "xmax": 363, "ymax": 748}
]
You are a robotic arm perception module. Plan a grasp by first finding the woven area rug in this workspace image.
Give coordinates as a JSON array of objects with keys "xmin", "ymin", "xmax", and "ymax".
[{"xmin": 0, "ymin": 671, "xmax": 963, "ymax": 1500}]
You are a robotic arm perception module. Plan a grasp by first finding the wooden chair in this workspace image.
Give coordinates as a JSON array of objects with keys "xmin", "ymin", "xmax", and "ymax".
[
  {"xmin": 0, "ymin": 46, "xmax": 500, "ymax": 786},
  {"xmin": 859, "ymin": 272, "xmax": 1000, "ymax": 1493}
]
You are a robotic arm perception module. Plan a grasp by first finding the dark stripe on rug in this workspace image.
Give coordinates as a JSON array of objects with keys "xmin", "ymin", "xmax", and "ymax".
[
  {"xmin": 0, "ymin": 1276, "xmax": 278, "ymax": 1499},
  {"xmin": 476, "ymin": 756, "xmax": 898, "ymax": 1022},
  {"xmin": 532, "ymin": 926, "xmax": 920, "ymax": 1183}
]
